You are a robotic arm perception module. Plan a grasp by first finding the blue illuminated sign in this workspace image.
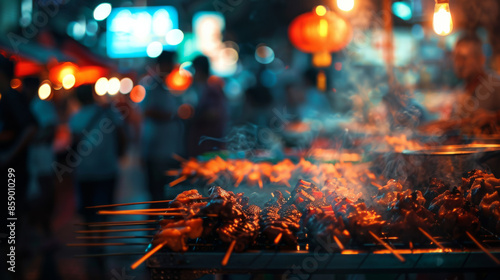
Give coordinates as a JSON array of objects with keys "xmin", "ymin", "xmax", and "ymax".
[{"xmin": 106, "ymin": 6, "xmax": 178, "ymax": 58}]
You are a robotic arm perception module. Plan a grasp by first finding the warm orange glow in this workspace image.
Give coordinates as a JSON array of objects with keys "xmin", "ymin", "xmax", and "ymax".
[
  {"xmin": 288, "ymin": 9, "xmax": 352, "ymax": 67},
  {"xmin": 433, "ymin": 2, "xmax": 453, "ymax": 36},
  {"xmin": 318, "ymin": 19, "xmax": 328, "ymax": 37},
  {"xmin": 49, "ymin": 62, "xmax": 78, "ymax": 86},
  {"xmin": 177, "ymin": 103, "xmax": 194, "ymax": 119},
  {"xmin": 130, "ymin": 85, "xmax": 146, "ymax": 103},
  {"xmin": 312, "ymin": 51, "xmax": 332, "ymax": 67},
  {"xmin": 10, "ymin": 79, "xmax": 22, "ymax": 89},
  {"xmin": 166, "ymin": 67, "xmax": 193, "ymax": 92},
  {"xmin": 317, "ymin": 70, "xmax": 326, "ymax": 91},
  {"xmin": 75, "ymin": 66, "xmax": 108, "ymax": 86},
  {"xmin": 315, "ymin": 5, "xmax": 327, "ymax": 16},
  {"xmin": 14, "ymin": 60, "xmax": 42, "ymax": 77}
]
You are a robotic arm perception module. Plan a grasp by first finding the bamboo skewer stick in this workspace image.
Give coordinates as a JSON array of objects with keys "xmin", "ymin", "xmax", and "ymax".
[
  {"xmin": 172, "ymin": 153, "xmax": 187, "ymax": 162},
  {"xmin": 67, "ymin": 242, "xmax": 150, "ymax": 246},
  {"xmin": 274, "ymin": 233, "xmax": 283, "ymax": 245},
  {"xmin": 466, "ymin": 231, "xmax": 500, "ymax": 265},
  {"xmin": 207, "ymin": 175, "xmax": 219, "ymax": 184},
  {"xmin": 112, "ymin": 208, "xmax": 186, "ymax": 212},
  {"xmin": 97, "ymin": 208, "xmax": 186, "ymax": 215},
  {"xmin": 369, "ymin": 231, "xmax": 405, "ymax": 263},
  {"xmin": 76, "ymin": 235, "xmax": 154, "ymax": 239},
  {"xmin": 75, "ymin": 252, "xmax": 144, "ymax": 258},
  {"xmin": 96, "ymin": 211, "xmax": 218, "ymax": 217},
  {"xmin": 234, "ymin": 175, "xmax": 244, "ymax": 188},
  {"xmin": 169, "ymin": 175, "xmax": 188, "ymax": 187},
  {"xmin": 87, "ymin": 200, "xmax": 173, "ymax": 209},
  {"xmin": 418, "ymin": 227, "xmax": 445, "ymax": 250},
  {"xmin": 76, "ymin": 228, "xmax": 156, "ymax": 233},
  {"xmin": 333, "ymin": 235, "xmax": 345, "ymax": 251},
  {"xmin": 87, "ymin": 197, "xmax": 208, "ymax": 209},
  {"xmin": 131, "ymin": 242, "xmax": 167, "ymax": 270},
  {"xmin": 76, "ymin": 220, "xmax": 157, "ymax": 226},
  {"xmin": 87, "ymin": 222, "xmax": 157, "ymax": 227},
  {"xmin": 98, "ymin": 211, "xmax": 185, "ymax": 216},
  {"xmin": 221, "ymin": 240, "xmax": 237, "ymax": 266},
  {"xmin": 165, "ymin": 170, "xmax": 180, "ymax": 176}
]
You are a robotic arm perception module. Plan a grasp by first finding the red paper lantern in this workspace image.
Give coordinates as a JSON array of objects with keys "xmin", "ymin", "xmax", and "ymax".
[{"xmin": 288, "ymin": 6, "xmax": 352, "ymax": 67}]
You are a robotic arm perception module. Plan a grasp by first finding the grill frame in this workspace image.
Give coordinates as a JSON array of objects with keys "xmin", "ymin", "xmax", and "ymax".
[{"xmin": 147, "ymin": 250, "xmax": 500, "ymax": 279}]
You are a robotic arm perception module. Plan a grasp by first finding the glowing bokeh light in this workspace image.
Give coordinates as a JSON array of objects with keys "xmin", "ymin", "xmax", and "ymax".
[
  {"xmin": 392, "ymin": 2, "xmax": 412, "ymax": 21},
  {"xmin": 166, "ymin": 29, "xmax": 184, "ymax": 45},
  {"xmin": 334, "ymin": 62, "xmax": 342, "ymax": 71},
  {"xmin": 166, "ymin": 67, "xmax": 193, "ymax": 92},
  {"xmin": 130, "ymin": 85, "xmax": 146, "ymax": 103},
  {"xmin": 38, "ymin": 83, "xmax": 51, "ymax": 100},
  {"xmin": 221, "ymin": 48, "xmax": 239, "ymax": 65},
  {"xmin": 224, "ymin": 78, "xmax": 242, "ymax": 100},
  {"xmin": 179, "ymin": 61, "xmax": 194, "ymax": 75},
  {"xmin": 107, "ymin": 77, "xmax": 121, "ymax": 95},
  {"xmin": 255, "ymin": 45, "xmax": 275, "ymax": 64},
  {"xmin": 433, "ymin": 2, "xmax": 453, "ymax": 36},
  {"xmin": 95, "ymin": 77, "xmax": 109, "ymax": 96},
  {"xmin": 177, "ymin": 104, "xmax": 194, "ymax": 119},
  {"xmin": 337, "ymin": 0, "xmax": 354, "ymax": 12},
  {"xmin": 119, "ymin": 78, "xmax": 133, "ymax": 94},
  {"xmin": 62, "ymin": 74, "xmax": 76, "ymax": 89},
  {"xmin": 94, "ymin": 3, "xmax": 112, "ymax": 21},
  {"xmin": 86, "ymin": 20, "xmax": 99, "ymax": 35},
  {"xmin": 146, "ymin": 41, "xmax": 163, "ymax": 58},
  {"xmin": 315, "ymin": 5, "xmax": 327, "ymax": 16},
  {"xmin": 10, "ymin": 79, "xmax": 21, "ymax": 89},
  {"xmin": 152, "ymin": 9, "xmax": 173, "ymax": 36}
]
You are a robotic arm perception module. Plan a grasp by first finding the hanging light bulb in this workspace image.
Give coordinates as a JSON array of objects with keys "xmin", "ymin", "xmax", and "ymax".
[
  {"xmin": 433, "ymin": 0, "xmax": 453, "ymax": 36},
  {"xmin": 337, "ymin": 0, "xmax": 354, "ymax": 12}
]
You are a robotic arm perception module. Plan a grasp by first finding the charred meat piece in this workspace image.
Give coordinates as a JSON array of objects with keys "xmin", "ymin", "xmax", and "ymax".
[
  {"xmin": 386, "ymin": 191, "xmax": 436, "ymax": 242},
  {"xmin": 438, "ymin": 204, "xmax": 480, "ymax": 240},
  {"xmin": 428, "ymin": 188, "xmax": 464, "ymax": 214},
  {"xmin": 168, "ymin": 189, "xmax": 205, "ymax": 208},
  {"xmin": 305, "ymin": 209, "xmax": 350, "ymax": 250},
  {"xmin": 291, "ymin": 180, "xmax": 327, "ymax": 212},
  {"xmin": 200, "ymin": 186, "xmax": 242, "ymax": 217},
  {"xmin": 466, "ymin": 177, "xmax": 499, "ymax": 206},
  {"xmin": 423, "ymin": 178, "xmax": 449, "ymax": 208},
  {"xmin": 200, "ymin": 186, "xmax": 262, "ymax": 251},
  {"xmin": 261, "ymin": 193, "xmax": 302, "ymax": 246},
  {"xmin": 152, "ymin": 218, "xmax": 203, "ymax": 251},
  {"xmin": 460, "ymin": 170, "xmax": 496, "ymax": 192},
  {"xmin": 430, "ymin": 188, "xmax": 480, "ymax": 239},
  {"xmin": 217, "ymin": 204, "xmax": 262, "ymax": 252},
  {"xmin": 376, "ymin": 179, "xmax": 403, "ymax": 194},
  {"xmin": 479, "ymin": 192, "xmax": 500, "ymax": 234},
  {"xmin": 333, "ymin": 198, "xmax": 385, "ymax": 244}
]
